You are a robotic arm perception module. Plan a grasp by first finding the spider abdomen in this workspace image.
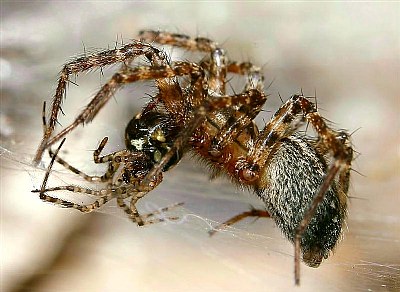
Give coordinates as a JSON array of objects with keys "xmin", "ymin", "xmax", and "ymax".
[{"xmin": 257, "ymin": 134, "xmax": 346, "ymax": 267}]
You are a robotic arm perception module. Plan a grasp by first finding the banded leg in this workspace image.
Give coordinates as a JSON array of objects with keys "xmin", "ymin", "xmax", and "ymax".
[
  {"xmin": 33, "ymin": 137, "xmax": 147, "ymax": 214},
  {"xmin": 227, "ymin": 61, "xmax": 265, "ymax": 92},
  {"xmin": 34, "ymin": 41, "xmax": 172, "ymax": 164},
  {"xmin": 34, "ymin": 124, "xmax": 171, "ymax": 226},
  {"xmin": 32, "ymin": 139, "xmax": 117, "ymax": 212},
  {"xmin": 208, "ymin": 89, "xmax": 267, "ymax": 156},
  {"xmin": 117, "ymin": 196, "xmax": 183, "ymax": 226},
  {"xmin": 200, "ymin": 59, "xmax": 266, "ymax": 156},
  {"xmin": 139, "ymin": 30, "xmax": 217, "ymax": 52},
  {"xmin": 294, "ymin": 133, "xmax": 352, "ymax": 285},
  {"xmin": 39, "ymin": 61, "xmax": 205, "ymax": 158},
  {"xmin": 209, "ymin": 207, "xmax": 270, "ymax": 236},
  {"xmin": 140, "ymin": 30, "xmax": 228, "ymax": 95},
  {"xmin": 139, "ymin": 30, "xmax": 264, "ymax": 88},
  {"xmin": 48, "ymin": 149, "xmax": 113, "ymax": 183},
  {"xmin": 139, "ymin": 30, "xmax": 265, "ymax": 91},
  {"xmin": 250, "ymin": 95, "xmax": 352, "ymax": 166},
  {"xmin": 37, "ymin": 188, "xmax": 115, "ymax": 213},
  {"xmin": 42, "ymin": 103, "xmax": 122, "ymax": 183},
  {"xmin": 32, "ymin": 174, "xmax": 154, "ymax": 216}
]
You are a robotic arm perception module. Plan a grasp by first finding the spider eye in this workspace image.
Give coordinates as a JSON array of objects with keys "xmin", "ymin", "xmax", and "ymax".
[
  {"xmin": 240, "ymin": 168, "xmax": 258, "ymax": 182},
  {"xmin": 151, "ymin": 128, "xmax": 166, "ymax": 142},
  {"xmin": 130, "ymin": 138, "xmax": 145, "ymax": 151},
  {"xmin": 153, "ymin": 150, "xmax": 162, "ymax": 163},
  {"xmin": 337, "ymin": 131, "xmax": 350, "ymax": 143}
]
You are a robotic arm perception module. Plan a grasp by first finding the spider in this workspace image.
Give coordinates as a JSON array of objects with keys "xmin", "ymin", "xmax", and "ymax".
[{"xmin": 32, "ymin": 30, "xmax": 353, "ymax": 285}]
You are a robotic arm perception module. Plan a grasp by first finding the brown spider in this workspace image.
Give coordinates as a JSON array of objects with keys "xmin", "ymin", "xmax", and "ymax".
[{"xmin": 32, "ymin": 30, "xmax": 353, "ymax": 285}]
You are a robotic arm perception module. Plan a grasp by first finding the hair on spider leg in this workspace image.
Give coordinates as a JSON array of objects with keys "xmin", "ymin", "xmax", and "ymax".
[
  {"xmin": 346, "ymin": 145, "xmax": 363, "ymax": 178},
  {"xmin": 277, "ymin": 92, "xmax": 284, "ymax": 104},
  {"xmin": 81, "ymin": 40, "xmax": 87, "ymax": 58},
  {"xmin": 349, "ymin": 127, "xmax": 362, "ymax": 138},
  {"xmin": 313, "ymin": 88, "xmax": 318, "ymax": 110},
  {"xmin": 34, "ymin": 30, "xmax": 354, "ymax": 286}
]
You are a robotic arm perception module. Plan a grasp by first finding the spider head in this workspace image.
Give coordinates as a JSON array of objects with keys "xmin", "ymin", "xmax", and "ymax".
[{"xmin": 125, "ymin": 110, "xmax": 181, "ymax": 172}]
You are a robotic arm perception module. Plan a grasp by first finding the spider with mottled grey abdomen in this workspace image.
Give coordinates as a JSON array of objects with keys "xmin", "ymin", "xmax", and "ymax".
[{"xmin": 32, "ymin": 30, "xmax": 353, "ymax": 285}]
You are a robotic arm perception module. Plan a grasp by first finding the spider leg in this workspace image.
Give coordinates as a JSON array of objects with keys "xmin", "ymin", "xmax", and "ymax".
[
  {"xmin": 138, "ymin": 31, "xmax": 264, "ymax": 95},
  {"xmin": 209, "ymin": 208, "xmax": 270, "ymax": 236},
  {"xmin": 33, "ymin": 174, "xmax": 154, "ymax": 215},
  {"xmin": 155, "ymin": 59, "xmax": 207, "ymax": 124},
  {"xmin": 35, "ymin": 187, "xmax": 116, "ymax": 213},
  {"xmin": 189, "ymin": 89, "xmax": 266, "ymax": 171},
  {"xmin": 139, "ymin": 30, "xmax": 217, "ymax": 52},
  {"xmin": 33, "ymin": 158, "xmax": 174, "ymax": 225},
  {"xmin": 34, "ymin": 41, "xmax": 170, "ymax": 164},
  {"xmin": 38, "ymin": 100, "xmax": 176, "ymax": 224},
  {"xmin": 116, "ymin": 193, "xmax": 146, "ymax": 226},
  {"xmin": 32, "ymin": 139, "xmax": 116, "ymax": 212},
  {"xmin": 37, "ymin": 61, "xmax": 205, "ymax": 162},
  {"xmin": 250, "ymin": 95, "xmax": 352, "ymax": 166},
  {"xmin": 33, "ymin": 185, "xmax": 115, "ymax": 198},
  {"xmin": 140, "ymin": 30, "xmax": 230, "ymax": 95},
  {"xmin": 199, "ymin": 60, "xmax": 265, "ymax": 92},
  {"xmin": 129, "ymin": 193, "xmax": 181, "ymax": 226},
  {"xmin": 208, "ymin": 88, "xmax": 267, "ymax": 157},
  {"xmin": 151, "ymin": 38, "xmax": 250, "ymax": 121},
  {"xmin": 199, "ymin": 55, "xmax": 266, "ymax": 156},
  {"xmin": 117, "ymin": 199, "xmax": 183, "ymax": 222},
  {"xmin": 227, "ymin": 61, "xmax": 265, "ymax": 92},
  {"xmin": 92, "ymin": 136, "xmax": 117, "ymax": 163},
  {"xmin": 140, "ymin": 202, "xmax": 184, "ymax": 220},
  {"xmin": 48, "ymin": 135, "xmax": 150, "ymax": 185},
  {"xmin": 41, "ymin": 103, "xmax": 125, "ymax": 183},
  {"xmin": 294, "ymin": 133, "xmax": 352, "ymax": 285},
  {"xmin": 47, "ymin": 148, "xmax": 110, "ymax": 183},
  {"xmin": 138, "ymin": 30, "xmax": 265, "ymax": 92}
]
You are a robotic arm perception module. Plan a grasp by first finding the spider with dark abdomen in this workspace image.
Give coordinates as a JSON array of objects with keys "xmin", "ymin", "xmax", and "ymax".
[{"xmin": 32, "ymin": 30, "xmax": 353, "ymax": 285}]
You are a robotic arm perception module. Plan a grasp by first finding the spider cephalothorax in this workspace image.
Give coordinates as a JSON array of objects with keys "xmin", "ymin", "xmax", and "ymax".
[
  {"xmin": 125, "ymin": 107, "xmax": 182, "ymax": 171},
  {"xmin": 33, "ymin": 30, "xmax": 353, "ymax": 285}
]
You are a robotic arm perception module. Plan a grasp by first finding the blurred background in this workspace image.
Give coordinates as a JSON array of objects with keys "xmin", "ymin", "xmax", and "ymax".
[{"xmin": 1, "ymin": 2, "xmax": 399, "ymax": 291}]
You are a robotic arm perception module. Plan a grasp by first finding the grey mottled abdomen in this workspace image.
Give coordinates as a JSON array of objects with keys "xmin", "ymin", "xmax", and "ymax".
[{"xmin": 256, "ymin": 134, "xmax": 345, "ymax": 267}]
